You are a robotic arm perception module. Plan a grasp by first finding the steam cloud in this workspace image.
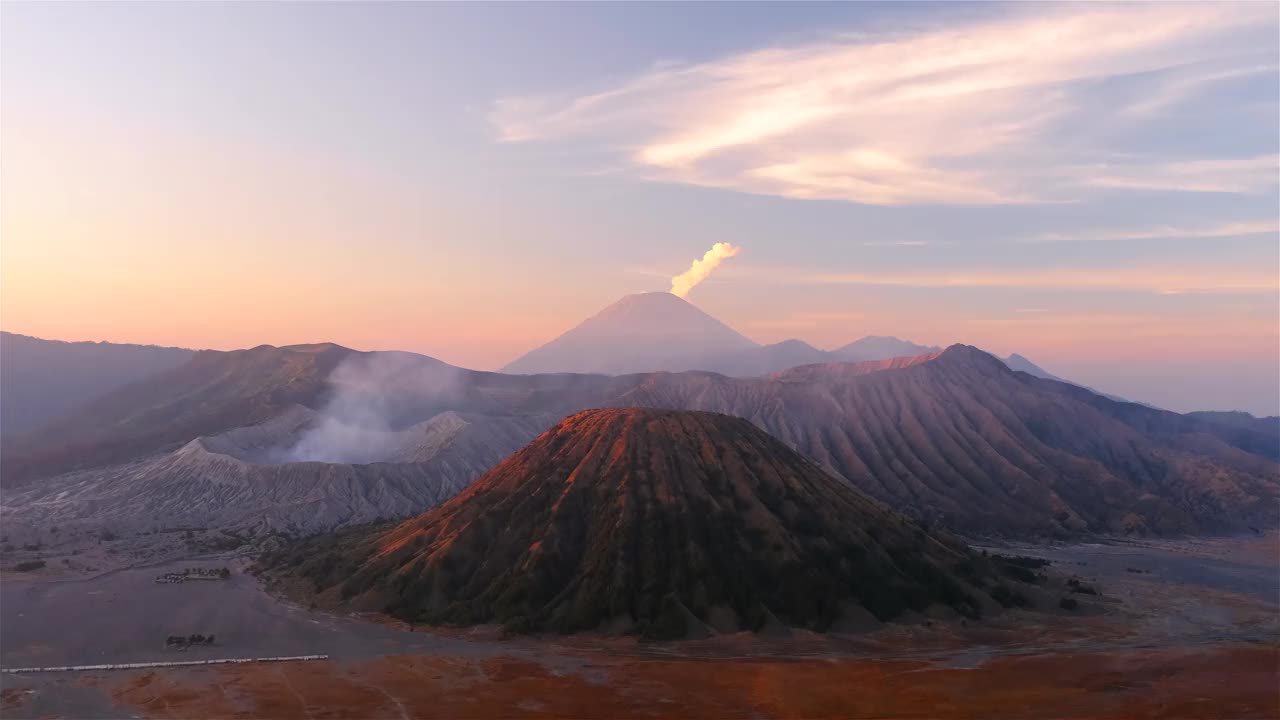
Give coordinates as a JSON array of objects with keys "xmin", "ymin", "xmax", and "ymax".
[
  {"xmin": 669, "ymin": 242, "xmax": 741, "ymax": 298},
  {"xmin": 280, "ymin": 352, "xmax": 466, "ymax": 464}
]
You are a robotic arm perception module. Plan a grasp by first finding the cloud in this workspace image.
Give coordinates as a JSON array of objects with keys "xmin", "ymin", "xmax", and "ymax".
[
  {"xmin": 1029, "ymin": 218, "xmax": 1280, "ymax": 243},
  {"xmin": 786, "ymin": 267, "xmax": 1279, "ymax": 295},
  {"xmin": 1081, "ymin": 156, "xmax": 1279, "ymax": 194},
  {"xmin": 860, "ymin": 240, "xmax": 948, "ymax": 248},
  {"xmin": 1119, "ymin": 61, "xmax": 1278, "ymax": 118},
  {"xmin": 492, "ymin": 4, "xmax": 1277, "ymax": 205}
]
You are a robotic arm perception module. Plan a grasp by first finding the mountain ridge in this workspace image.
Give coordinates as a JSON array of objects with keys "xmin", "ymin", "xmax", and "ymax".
[
  {"xmin": 0, "ymin": 404, "xmax": 544, "ymax": 535},
  {"xmin": 496, "ymin": 295, "xmax": 1126, "ymax": 405},
  {"xmin": 0, "ymin": 342, "xmax": 357, "ymax": 483},
  {"xmin": 0, "ymin": 331, "xmax": 195, "ymax": 437},
  {"xmin": 6, "ymin": 342, "xmax": 1276, "ymax": 539}
]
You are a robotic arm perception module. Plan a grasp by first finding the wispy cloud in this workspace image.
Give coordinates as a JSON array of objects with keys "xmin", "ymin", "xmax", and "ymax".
[
  {"xmin": 1029, "ymin": 218, "xmax": 1280, "ymax": 243},
  {"xmin": 781, "ymin": 268, "xmax": 1279, "ymax": 295},
  {"xmin": 1081, "ymin": 156, "xmax": 1279, "ymax": 194},
  {"xmin": 492, "ymin": 4, "xmax": 1278, "ymax": 205},
  {"xmin": 1119, "ymin": 61, "xmax": 1278, "ymax": 118},
  {"xmin": 860, "ymin": 240, "xmax": 949, "ymax": 248}
]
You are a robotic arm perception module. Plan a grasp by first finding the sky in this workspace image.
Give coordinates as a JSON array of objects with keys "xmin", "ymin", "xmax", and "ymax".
[{"xmin": 2, "ymin": 2, "xmax": 1277, "ymax": 414}]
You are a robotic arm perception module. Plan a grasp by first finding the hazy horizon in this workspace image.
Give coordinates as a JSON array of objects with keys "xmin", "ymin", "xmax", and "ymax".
[
  {"xmin": 5, "ymin": 301, "xmax": 1277, "ymax": 416},
  {"xmin": 3, "ymin": 2, "xmax": 1277, "ymax": 415}
]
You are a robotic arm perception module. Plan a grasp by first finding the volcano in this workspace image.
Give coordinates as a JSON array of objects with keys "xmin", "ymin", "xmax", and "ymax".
[
  {"xmin": 501, "ymin": 292, "xmax": 759, "ymax": 375},
  {"xmin": 269, "ymin": 408, "xmax": 1014, "ymax": 637}
]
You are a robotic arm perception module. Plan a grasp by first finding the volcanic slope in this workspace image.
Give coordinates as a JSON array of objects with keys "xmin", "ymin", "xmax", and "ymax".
[
  {"xmin": 626, "ymin": 346, "xmax": 1280, "ymax": 536},
  {"xmin": 0, "ymin": 406, "xmax": 551, "ymax": 535},
  {"xmin": 1, "ymin": 343, "xmax": 354, "ymax": 485},
  {"xmin": 269, "ymin": 409, "xmax": 1015, "ymax": 637},
  {"xmin": 0, "ymin": 332, "xmax": 194, "ymax": 438}
]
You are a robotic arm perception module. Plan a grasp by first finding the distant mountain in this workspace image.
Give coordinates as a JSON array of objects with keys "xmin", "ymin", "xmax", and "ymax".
[
  {"xmin": 831, "ymin": 336, "xmax": 940, "ymax": 362},
  {"xmin": 693, "ymin": 339, "xmax": 831, "ymax": 377},
  {"xmin": 502, "ymin": 292, "xmax": 759, "ymax": 375},
  {"xmin": 1186, "ymin": 410, "xmax": 1280, "ymax": 437},
  {"xmin": 501, "ymin": 294, "xmax": 947, "ymax": 377},
  {"xmin": 12, "ymin": 343, "xmax": 1275, "ymax": 540},
  {"xmin": 502, "ymin": 296, "xmax": 1135, "ymax": 400},
  {"xmin": 661, "ymin": 335, "xmax": 936, "ymax": 377},
  {"xmin": 625, "ymin": 346, "xmax": 1279, "ymax": 536},
  {"xmin": 1001, "ymin": 353, "xmax": 1137, "ymax": 405},
  {"xmin": 0, "ymin": 342, "xmax": 353, "ymax": 484},
  {"xmin": 1001, "ymin": 353, "xmax": 1068, "ymax": 383},
  {"xmin": 1115, "ymin": 408, "xmax": 1280, "ymax": 461},
  {"xmin": 263, "ymin": 408, "xmax": 1021, "ymax": 636},
  {"xmin": 0, "ymin": 332, "xmax": 194, "ymax": 437},
  {"xmin": 767, "ymin": 350, "xmax": 944, "ymax": 382}
]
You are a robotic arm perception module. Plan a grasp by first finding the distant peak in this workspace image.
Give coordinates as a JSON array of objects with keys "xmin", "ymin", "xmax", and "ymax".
[
  {"xmin": 280, "ymin": 342, "xmax": 353, "ymax": 354},
  {"xmin": 587, "ymin": 291, "xmax": 727, "ymax": 323},
  {"xmin": 610, "ymin": 291, "xmax": 689, "ymax": 306},
  {"xmin": 623, "ymin": 291, "xmax": 677, "ymax": 298},
  {"xmin": 832, "ymin": 335, "xmax": 941, "ymax": 358},
  {"xmin": 934, "ymin": 344, "xmax": 1007, "ymax": 368},
  {"xmin": 776, "ymin": 338, "xmax": 813, "ymax": 347},
  {"xmin": 500, "ymin": 290, "xmax": 759, "ymax": 375}
]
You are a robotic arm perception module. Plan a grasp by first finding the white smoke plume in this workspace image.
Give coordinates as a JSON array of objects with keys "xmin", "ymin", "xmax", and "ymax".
[
  {"xmin": 669, "ymin": 242, "xmax": 741, "ymax": 298},
  {"xmin": 280, "ymin": 351, "xmax": 466, "ymax": 464}
]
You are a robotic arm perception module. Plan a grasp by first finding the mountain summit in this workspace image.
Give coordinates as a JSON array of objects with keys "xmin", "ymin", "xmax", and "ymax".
[
  {"xmin": 502, "ymin": 292, "xmax": 759, "ymax": 375},
  {"xmin": 831, "ymin": 336, "xmax": 940, "ymax": 362}
]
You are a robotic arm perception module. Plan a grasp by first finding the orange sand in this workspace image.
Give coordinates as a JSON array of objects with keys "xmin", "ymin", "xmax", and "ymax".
[{"xmin": 106, "ymin": 643, "xmax": 1279, "ymax": 719}]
